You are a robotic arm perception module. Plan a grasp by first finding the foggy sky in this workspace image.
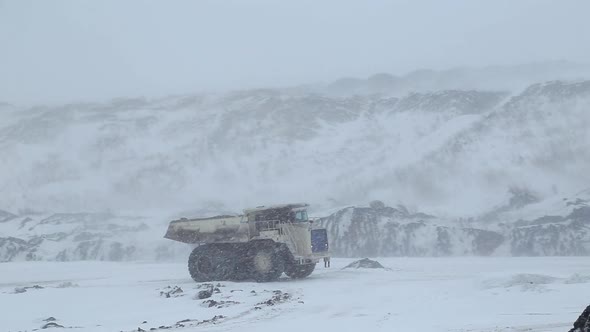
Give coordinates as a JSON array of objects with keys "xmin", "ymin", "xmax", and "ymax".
[{"xmin": 1, "ymin": 0, "xmax": 589, "ymax": 105}]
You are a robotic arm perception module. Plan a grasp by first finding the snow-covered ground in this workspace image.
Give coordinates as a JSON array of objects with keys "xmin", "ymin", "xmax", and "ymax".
[{"xmin": 1, "ymin": 257, "xmax": 588, "ymax": 332}]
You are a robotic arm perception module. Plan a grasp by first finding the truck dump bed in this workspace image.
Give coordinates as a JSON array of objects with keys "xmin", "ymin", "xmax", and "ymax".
[{"xmin": 164, "ymin": 215, "xmax": 249, "ymax": 244}]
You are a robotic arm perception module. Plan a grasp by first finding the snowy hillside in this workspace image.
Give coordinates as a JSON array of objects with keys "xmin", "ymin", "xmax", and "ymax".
[
  {"xmin": 0, "ymin": 210, "xmax": 189, "ymax": 262},
  {"xmin": 318, "ymin": 202, "xmax": 504, "ymax": 257},
  {"xmin": 1, "ymin": 76, "xmax": 589, "ymax": 261},
  {"xmin": 1, "ymin": 79, "xmax": 589, "ymax": 215}
]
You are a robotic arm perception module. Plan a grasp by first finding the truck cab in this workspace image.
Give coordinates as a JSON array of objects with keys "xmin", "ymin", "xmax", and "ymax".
[{"xmin": 245, "ymin": 204, "xmax": 329, "ymax": 264}]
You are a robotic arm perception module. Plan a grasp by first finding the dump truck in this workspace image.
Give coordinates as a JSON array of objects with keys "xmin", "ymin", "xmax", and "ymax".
[{"xmin": 164, "ymin": 203, "xmax": 330, "ymax": 282}]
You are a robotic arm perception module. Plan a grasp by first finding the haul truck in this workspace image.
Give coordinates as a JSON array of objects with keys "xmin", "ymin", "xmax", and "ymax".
[{"xmin": 164, "ymin": 203, "xmax": 330, "ymax": 282}]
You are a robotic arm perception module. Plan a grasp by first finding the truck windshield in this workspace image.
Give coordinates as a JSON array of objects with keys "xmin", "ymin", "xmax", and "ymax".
[{"xmin": 293, "ymin": 210, "xmax": 308, "ymax": 222}]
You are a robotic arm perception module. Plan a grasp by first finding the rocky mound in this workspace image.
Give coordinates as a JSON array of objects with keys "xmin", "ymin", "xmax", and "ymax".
[
  {"xmin": 343, "ymin": 258, "xmax": 385, "ymax": 269},
  {"xmin": 569, "ymin": 304, "xmax": 590, "ymax": 332}
]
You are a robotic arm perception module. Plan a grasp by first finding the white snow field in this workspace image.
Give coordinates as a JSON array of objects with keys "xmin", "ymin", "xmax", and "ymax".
[{"xmin": 1, "ymin": 257, "xmax": 588, "ymax": 332}]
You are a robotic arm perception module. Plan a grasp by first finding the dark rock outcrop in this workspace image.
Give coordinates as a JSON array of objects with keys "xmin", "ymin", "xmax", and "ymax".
[
  {"xmin": 319, "ymin": 204, "xmax": 505, "ymax": 257},
  {"xmin": 319, "ymin": 193, "xmax": 590, "ymax": 257},
  {"xmin": 569, "ymin": 305, "xmax": 590, "ymax": 332},
  {"xmin": 508, "ymin": 207, "xmax": 590, "ymax": 256}
]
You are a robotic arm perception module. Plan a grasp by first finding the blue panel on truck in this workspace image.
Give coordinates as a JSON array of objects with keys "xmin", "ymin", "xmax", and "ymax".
[{"xmin": 311, "ymin": 229, "xmax": 329, "ymax": 253}]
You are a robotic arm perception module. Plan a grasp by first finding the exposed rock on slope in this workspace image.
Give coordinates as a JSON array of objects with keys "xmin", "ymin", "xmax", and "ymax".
[
  {"xmin": 1, "ymin": 189, "xmax": 589, "ymax": 261},
  {"xmin": 506, "ymin": 206, "xmax": 590, "ymax": 256},
  {"xmin": 0, "ymin": 211, "xmax": 187, "ymax": 262},
  {"xmin": 318, "ymin": 203, "xmax": 504, "ymax": 257},
  {"xmin": 319, "ymin": 190, "xmax": 590, "ymax": 257}
]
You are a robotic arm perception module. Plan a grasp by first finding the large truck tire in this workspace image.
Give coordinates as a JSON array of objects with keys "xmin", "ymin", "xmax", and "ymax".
[
  {"xmin": 285, "ymin": 263, "xmax": 315, "ymax": 279},
  {"xmin": 188, "ymin": 244, "xmax": 234, "ymax": 282},
  {"xmin": 229, "ymin": 244, "xmax": 252, "ymax": 281},
  {"xmin": 248, "ymin": 243, "xmax": 285, "ymax": 282}
]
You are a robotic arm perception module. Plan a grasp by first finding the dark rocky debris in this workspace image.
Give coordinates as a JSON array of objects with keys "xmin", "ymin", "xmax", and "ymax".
[
  {"xmin": 257, "ymin": 290, "xmax": 291, "ymax": 306},
  {"xmin": 201, "ymin": 299, "xmax": 240, "ymax": 308},
  {"xmin": 130, "ymin": 315, "xmax": 226, "ymax": 331},
  {"xmin": 196, "ymin": 286, "xmax": 214, "ymax": 299},
  {"xmin": 193, "ymin": 283, "xmax": 221, "ymax": 299},
  {"xmin": 159, "ymin": 286, "xmax": 183, "ymax": 298}
]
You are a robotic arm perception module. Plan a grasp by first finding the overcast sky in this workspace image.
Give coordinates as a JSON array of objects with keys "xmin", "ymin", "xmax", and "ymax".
[{"xmin": 1, "ymin": 0, "xmax": 589, "ymax": 105}]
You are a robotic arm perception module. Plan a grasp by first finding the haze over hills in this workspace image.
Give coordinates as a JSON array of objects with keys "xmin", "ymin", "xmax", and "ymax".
[
  {"xmin": 314, "ymin": 61, "xmax": 590, "ymax": 97},
  {"xmin": 1, "ymin": 63, "xmax": 589, "ymax": 261}
]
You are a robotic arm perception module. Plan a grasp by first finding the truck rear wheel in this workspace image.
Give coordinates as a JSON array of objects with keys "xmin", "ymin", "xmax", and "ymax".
[
  {"xmin": 285, "ymin": 263, "xmax": 315, "ymax": 279},
  {"xmin": 248, "ymin": 244, "xmax": 285, "ymax": 282},
  {"xmin": 188, "ymin": 244, "xmax": 234, "ymax": 282}
]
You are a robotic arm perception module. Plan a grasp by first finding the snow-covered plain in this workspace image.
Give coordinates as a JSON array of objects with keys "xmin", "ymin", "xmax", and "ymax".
[{"xmin": 1, "ymin": 257, "xmax": 588, "ymax": 332}]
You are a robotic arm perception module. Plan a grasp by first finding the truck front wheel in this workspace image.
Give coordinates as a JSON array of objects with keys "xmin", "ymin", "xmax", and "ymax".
[{"xmin": 248, "ymin": 244, "xmax": 285, "ymax": 282}]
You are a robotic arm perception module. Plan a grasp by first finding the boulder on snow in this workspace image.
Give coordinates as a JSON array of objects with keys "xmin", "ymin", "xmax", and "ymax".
[
  {"xmin": 159, "ymin": 286, "xmax": 184, "ymax": 298},
  {"xmin": 196, "ymin": 284, "xmax": 215, "ymax": 299},
  {"xmin": 343, "ymin": 258, "xmax": 385, "ymax": 269}
]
